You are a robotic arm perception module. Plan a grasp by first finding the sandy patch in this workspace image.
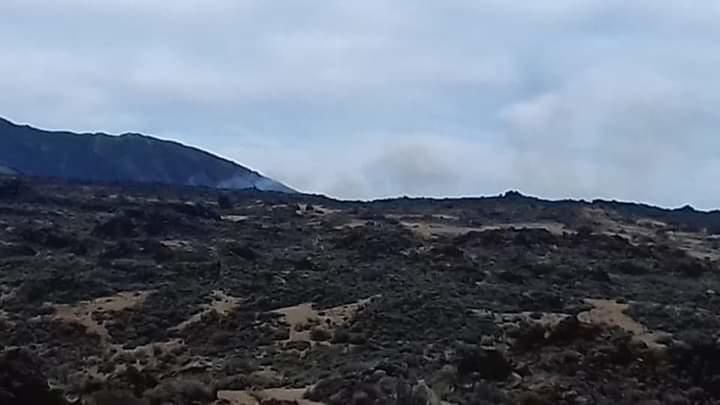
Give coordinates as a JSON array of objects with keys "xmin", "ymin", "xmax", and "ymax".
[
  {"xmin": 636, "ymin": 218, "xmax": 668, "ymax": 228},
  {"xmin": 480, "ymin": 222, "xmax": 575, "ymax": 235},
  {"xmin": 401, "ymin": 222, "xmax": 483, "ymax": 238},
  {"xmin": 296, "ymin": 204, "xmax": 342, "ymax": 218},
  {"xmin": 52, "ymin": 290, "xmax": 152, "ymax": 341},
  {"xmin": 584, "ymin": 208, "xmax": 720, "ymax": 259},
  {"xmin": 479, "ymin": 222, "xmax": 569, "ymax": 235},
  {"xmin": 387, "ymin": 214, "xmax": 460, "ymax": 221},
  {"xmin": 161, "ymin": 239, "xmax": 191, "ymax": 249},
  {"xmin": 666, "ymin": 231, "xmax": 720, "ymax": 261},
  {"xmin": 272, "ymin": 296, "xmax": 377, "ymax": 343},
  {"xmin": 578, "ymin": 299, "xmax": 668, "ymax": 349},
  {"xmin": 402, "ymin": 221, "xmax": 568, "ymax": 239},
  {"xmin": 222, "ymin": 215, "xmax": 250, "ymax": 223},
  {"xmin": 582, "ymin": 207, "xmax": 664, "ymax": 242},
  {"xmin": 477, "ymin": 302, "xmax": 669, "ymax": 350},
  {"xmin": 314, "ymin": 206, "xmax": 341, "ymax": 215},
  {"xmin": 334, "ymin": 219, "xmax": 370, "ymax": 230},
  {"xmin": 172, "ymin": 290, "xmax": 242, "ymax": 331}
]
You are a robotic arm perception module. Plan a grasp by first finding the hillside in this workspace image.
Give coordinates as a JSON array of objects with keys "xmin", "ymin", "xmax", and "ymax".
[
  {"xmin": 0, "ymin": 117, "xmax": 294, "ymax": 193},
  {"xmin": 1, "ymin": 178, "xmax": 720, "ymax": 404}
]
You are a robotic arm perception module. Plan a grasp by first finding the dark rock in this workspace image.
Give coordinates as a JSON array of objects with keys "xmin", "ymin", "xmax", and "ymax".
[
  {"xmin": 669, "ymin": 331, "xmax": 720, "ymax": 396},
  {"xmin": 165, "ymin": 202, "xmax": 220, "ymax": 220},
  {"xmin": 671, "ymin": 257, "xmax": 707, "ymax": 277},
  {"xmin": 467, "ymin": 382, "xmax": 512, "ymax": 404},
  {"xmin": 93, "ymin": 215, "xmax": 138, "ymax": 239},
  {"xmin": 0, "ymin": 243, "xmax": 36, "ymax": 257},
  {"xmin": 432, "ymin": 244, "xmax": 465, "ymax": 259},
  {"xmin": 410, "ymin": 381, "xmax": 441, "ymax": 405},
  {"xmin": 310, "ymin": 327, "xmax": 332, "ymax": 342},
  {"xmin": 226, "ymin": 243, "xmax": 260, "ymax": 261},
  {"xmin": 662, "ymin": 393, "xmax": 690, "ymax": 405},
  {"xmin": 305, "ymin": 377, "xmax": 346, "ymax": 402},
  {"xmin": 332, "ymin": 330, "xmax": 350, "ymax": 344},
  {"xmin": 0, "ymin": 177, "xmax": 23, "ymax": 198},
  {"xmin": 114, "ymin": 365, "xmax": 159, "ymax": 397},
  {"xmin": 589, "ymin": 268, "xmax": 612, "ymax": 282},
  {"xmin": 85, "ymin": 390, "xmax": 148, "ymax": 405},
  {"xmin": 516, "ymin": 391, "xmax": 552, "ymax": 405},
  {"xmin": 496, "ymin": 269, "xmax": 526, "ymax": 284},
  {"xmin": 271, "ymin": 328, "xmax": 291, "ymax": 341},
  {"xmin": 615, "ymin": 260, "xmax": 651, "ymax": 275},
  {"xmin": 348, "ymin": 333, "xmax": 367, "ymax": 345},
  {"xmin": 457, "ymin": 346, "xmax": 513, "ymax": 381},
  {"xmin": 19, "ymin": 226, "xmax": 78, "ymax": 249},
  {"xmin": 284, "ymin": 341, "xmax": 311, "ymax": 351},
  {"xmin": 260, "ymin": 400, "xmax": 297, "ymax": 405},
  {"xmin": 217, "ymin": 194, "xmax": 234, "ymax": 210},
  {"xmin": 144, "ymin": 379, "xmax": 216, "ymax": 405},
  {"xmin": 0, "ymin": 349, "xmax": 66, "ymax": 405},
  {"xmin": 548, "ymin": 316, "xmax": 599, "ymax": 343}
]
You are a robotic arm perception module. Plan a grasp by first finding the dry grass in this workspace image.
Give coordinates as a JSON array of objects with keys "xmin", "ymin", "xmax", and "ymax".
[
  {"xmin": 578, "ymin": 299, "xmax": 669, "ymax": 349},
  {"xmin": 172, "ymin": 290, "xmax": 243, "ymax": 331},
  {"xmin": 272, "ymin": 296, "xmax": 377, "ymax": 344},
  {"xmin": 401, "ymin": 220, "xmax": 569, "ymax": 239},
  {"xmin": 53, "ymin": 290, "xmax": 153, "ymax": 342}
]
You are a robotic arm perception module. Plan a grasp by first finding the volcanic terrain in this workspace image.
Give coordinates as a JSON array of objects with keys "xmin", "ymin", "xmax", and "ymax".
[{"xmin": 1, "ymin": 177, "xmax": 720, "ymax": 404}]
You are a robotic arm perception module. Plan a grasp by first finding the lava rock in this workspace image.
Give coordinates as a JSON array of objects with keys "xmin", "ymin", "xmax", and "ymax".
[
  {"xmin": 143, "ymin": 379, "xmax": 216, "ymax": 405},
  {"xmin": 0, "ymin": 243, "xmax": 36, "ymax": 257},
  {"xmin": 310, "ymin": 327, "xmax": 332, "ymax": 342},
  {"xmin": 226, "ymin": 243, "xmax": 260, "ymax": 261},
  {"xmin": 217, "ymin": 194, "xmax": 234, "ymax": 210},
  {"xmin": 0, "ymin": 177, "xmax": 23, "ymax": 198},
  {"xmin": 93, "ymin": 215, "xmax": 138, "ymax": 239},
  {"xmin": 0, "ymin": 349, "xmax": 66, "ymax": 405},
  {"xmin": 457, "ymin": 346, "xmax": 513, "ymax": 381}
]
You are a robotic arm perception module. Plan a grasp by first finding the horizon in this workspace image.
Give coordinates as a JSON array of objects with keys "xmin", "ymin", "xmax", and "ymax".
[
  {"xmin": 2, "ymin": 2, "xmax": 719, "ymax": 208},
  {"xmin": 2, "ymin": 114, "xmax": 716, "ymax": 213}
]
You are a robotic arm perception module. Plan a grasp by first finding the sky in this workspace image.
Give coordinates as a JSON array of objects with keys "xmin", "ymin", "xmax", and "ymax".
[{"xmin": 2, "ymin": 1, "xmax": 720, "ymax": 208}]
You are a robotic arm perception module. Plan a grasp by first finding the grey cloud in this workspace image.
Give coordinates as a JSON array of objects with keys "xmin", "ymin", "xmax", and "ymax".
[
  {"xmin": 500, "ymin": 63, "xmax": 720, "ymax": 206},
  {"xmin": 364, "ymin": 143, "xmax": 458, "ymax": 196},
  {"xmin": 1, "ymin": 1, "xmax": 720, "ymax": 207}
]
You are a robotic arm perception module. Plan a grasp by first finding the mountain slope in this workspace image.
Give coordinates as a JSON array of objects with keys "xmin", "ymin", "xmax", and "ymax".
[
  {"xmin": 2, "ymin": 179, "xmax": 720, "ymax": 404},
  {"xmin": 0, "ymin": 117, "xmax": 294, "ymax": 192}
]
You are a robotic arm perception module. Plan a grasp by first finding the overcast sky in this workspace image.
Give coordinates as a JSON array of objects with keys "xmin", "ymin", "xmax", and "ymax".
[{"xmin": 2, "ymin": 1, "xmax": 720, "ymax": 207}]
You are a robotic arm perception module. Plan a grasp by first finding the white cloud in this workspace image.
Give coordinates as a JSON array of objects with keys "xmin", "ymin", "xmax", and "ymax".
[{"xmin": 1, "ymin": 1, "xmax": 720, "ymax": 207}]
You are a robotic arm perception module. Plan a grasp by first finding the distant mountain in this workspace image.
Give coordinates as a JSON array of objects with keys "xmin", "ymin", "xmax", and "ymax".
[
  {"xmin": 0, "ymin": 117, "xmax": 295, "ymax": 192},
  {"xmin": 0, "ymin": 165, "xmax": 17, "ymax": 176}
]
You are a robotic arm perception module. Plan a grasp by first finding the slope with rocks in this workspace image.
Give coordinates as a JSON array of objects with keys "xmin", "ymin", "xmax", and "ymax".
[
  {"xmin": 1, "ymin": 179, "xmax": 720, "ymax": 404},
  {"xmin": 0, "ymin": 117, "xmax": 294, "ymax": 193}
]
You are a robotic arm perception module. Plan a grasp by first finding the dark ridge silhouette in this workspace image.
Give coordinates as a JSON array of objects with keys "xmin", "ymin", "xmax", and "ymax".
[{"xmin": 0, "ymin": 116, "xmax": 295, "ymax": 193}]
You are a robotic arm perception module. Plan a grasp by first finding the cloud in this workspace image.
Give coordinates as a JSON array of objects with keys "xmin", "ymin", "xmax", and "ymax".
[
  {"xmin": 498, "ymin": 63, "xmax": 720, "ymax": 207},
  {"xmin": 1, "ymin": 1, "xmax": 720, "ymax": 207},
  {"xmin": 222, "ymin": 132, "xmax": 512, "ymax": 200}
]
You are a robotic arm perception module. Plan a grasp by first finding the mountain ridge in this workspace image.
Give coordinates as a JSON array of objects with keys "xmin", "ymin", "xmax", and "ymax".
[{"xmin": 0, "ymin": 116, "xmax": 295, "ymax": 193}]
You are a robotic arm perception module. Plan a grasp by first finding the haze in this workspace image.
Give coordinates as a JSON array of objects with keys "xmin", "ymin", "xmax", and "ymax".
[{"xmin": 2, "ymin": 1, "xmax": 719, "ymax": 208}]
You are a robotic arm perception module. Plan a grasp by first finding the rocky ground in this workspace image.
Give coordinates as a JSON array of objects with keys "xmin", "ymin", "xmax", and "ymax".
[{"xmin": 1, "ymin": 177, "xmax": 720, "ymax": 404}]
